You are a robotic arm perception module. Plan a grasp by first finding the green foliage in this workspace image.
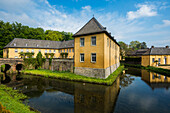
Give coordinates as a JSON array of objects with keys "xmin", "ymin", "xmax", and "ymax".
[
  {"xmin": 0, "ymin": 85, "xmax": 35, "ymax": 113},
  {"xmin": 36, "ymin": 52, "xmax": 46, "ymax": 68},
  {"xmin": 49, "ymin": 58, "xmax": 52, "ymax": 66},
  {"xmin": 118, "ymin": 41, "xmax": 147, "ymax": 58},
  {"xmin": 19, "ymin": 52, "xmax": 25, "ymax": 58},
  {"xmin": 22, "ymin": 66, "xmax": 124, "ymax": 85},
  {"xmin": 45, "ymin": 53, "xmax": 54, "ymax": 58},
  {"xmin": 60, "ymin": 52, "xmax": 68, "ymax": 58},
  {"xmin": 1, "ymin": 64, "xmax": 5, "ymax": 72},
  {"xmin": 0, "ymin": 102, "xmax": 12, "ymax": 113},
  {"xmin": 0, "ymin": 20, "xmax": 73, "ymax": 58},
  {"xmin": 23, "ymin": 58, "xmax": 37, "ymax": 69},
  {"xmin": 24, "ymin": 52, "xmax": 46, "ymax": 69}
]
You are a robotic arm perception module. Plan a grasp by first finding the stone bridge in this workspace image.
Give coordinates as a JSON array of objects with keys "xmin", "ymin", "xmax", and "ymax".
[{"xmin": 0, "ymin": 58, "xmax": 24, "ymax": 73}]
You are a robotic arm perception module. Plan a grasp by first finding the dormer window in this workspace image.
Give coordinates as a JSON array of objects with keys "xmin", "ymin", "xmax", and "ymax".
[
  {"xmin": 46, "ymin": 45, "xmax": 49, "ymax": 47},
  {"xmin": 36, "ymin": 44, "xmax": 39, "ymax": 47},
  {"xmin": 26, "ymin": 43, "xmax": 28, "ymax": 46},
  {"xmin": 14, "ymin": 43, "xmax": 16, "ymax": 46}
]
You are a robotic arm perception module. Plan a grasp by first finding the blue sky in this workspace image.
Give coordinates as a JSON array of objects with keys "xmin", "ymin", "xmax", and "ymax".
[{"xmin": 0, "ymin": 0, "xmax": 170, "ymax": 47}]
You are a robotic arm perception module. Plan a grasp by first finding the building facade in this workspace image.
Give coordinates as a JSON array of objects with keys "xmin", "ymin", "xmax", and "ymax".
[
  {"xmin": 3, "ymin": 38, "xmax": 74, "ymax": 59},
  {"xmin": 3, "ymin": 17, "xmax": 120, "ymax": 79},
  {"xmin": 141, "ymin": 46, "xmax": 170, "ymax": 66},
  {"xmin": 73, "ymin": 17, "xmax": 120, "ymax": 79}
]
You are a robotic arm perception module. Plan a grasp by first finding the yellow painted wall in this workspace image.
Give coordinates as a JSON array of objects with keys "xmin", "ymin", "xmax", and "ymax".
[
  {"xmin": 74, "ymin": 33, "xmax": 120, "ymax": 69},
  {"xmin": 74, "ymin": 33, "xmax": 105, "ymax": 69},
  {"xmin": 142, "ymin": 55, "xmax": 170, "ymax": 66},
  {"xmin": 103, "ymin": 34, "xmax": 120, "ymax": 69},
  {"xmin": 3, "ymin": 49, "xmax": 8, "ymax": 58},
  {"xmin": 4, "ymin": 48, "xmax": 74, "ymax": 58}
]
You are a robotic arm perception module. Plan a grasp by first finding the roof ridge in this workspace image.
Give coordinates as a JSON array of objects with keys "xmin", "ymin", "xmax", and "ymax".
[{"xmin": 73, "ymin": 17, "xmax": 105, "ymax": 36}]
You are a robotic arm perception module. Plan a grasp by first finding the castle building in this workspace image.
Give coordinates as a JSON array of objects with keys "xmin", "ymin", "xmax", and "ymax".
[
  {"xmin": 73, "ymin": 17, "xmax": 120, "ymax": 78},
  {"xmin": 3, "ymin": 17, "xmax": 120, "ymax": 79}
]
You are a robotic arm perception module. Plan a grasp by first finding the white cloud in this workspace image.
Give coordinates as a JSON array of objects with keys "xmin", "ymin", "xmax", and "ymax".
[
  {"xmin": 127, "ymin": 4, "xmax": 157, "ymax": 20},
  {"xmin": 154, "ymin": 20, "xmax": 170, "ymax": 28},
  {"xmin": 82, "ymin": 5, "xmax": 91, "ymax": 12},
  {"xmin": 0, "ymin": 0, "xmax": 169, "ymax": 47}
]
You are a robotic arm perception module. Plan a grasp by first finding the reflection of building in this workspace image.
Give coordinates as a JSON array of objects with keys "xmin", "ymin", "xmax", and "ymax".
[
  {"xmin": 74, "ymin": 77, "xmax": 120, "ymax": 113},
  {"xmin": 141, "ymin": 70, "xmax": 170, "ymax": 89},
  {"xmin": 1, "ymin": 74, "xmax": 120, "ymax": 113}
]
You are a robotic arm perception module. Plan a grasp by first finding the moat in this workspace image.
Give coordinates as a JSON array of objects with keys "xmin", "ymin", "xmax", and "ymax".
[{"xmin": 1, "ymin": 68, "xmax": 170, "ymax": 113}]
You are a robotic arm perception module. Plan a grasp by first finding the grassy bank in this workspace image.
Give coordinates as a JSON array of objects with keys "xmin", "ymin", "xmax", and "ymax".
[
  {"xmin": 0, "ymin": 85, "xmax": 35, "ymax": 113},
  {"xmin": 125, "ymin": 64, "xmax": 170, "ymax": 76},
  {"xmin": 22, "ymin": 66, "xmax": 124, "ymax": 86}
]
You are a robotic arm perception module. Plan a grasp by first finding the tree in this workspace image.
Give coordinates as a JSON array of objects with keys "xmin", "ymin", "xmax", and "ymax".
[
  {"xmin": 36, "ymin": 52, "xmax": 45, "ymax": 68},
  {"xmin": 118, "ymin": 41, "xmax": 128, "ymax": 59},
  {"xmin": 129, "ymin": 41, "xmax": 140, "ymax": 50}
]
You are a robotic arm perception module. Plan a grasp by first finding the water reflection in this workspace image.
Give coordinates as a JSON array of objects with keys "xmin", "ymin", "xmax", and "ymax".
[
  {"xmin": 0, "ymin": 74, "xmax": 120, "ymax": 113},
  {"xmin": 125, "ymin": 67, "xmax": 170, "ymax": 89},
  {"xmin": 141, "ymin": 70, "xmax": 170, "ymax": 90}
]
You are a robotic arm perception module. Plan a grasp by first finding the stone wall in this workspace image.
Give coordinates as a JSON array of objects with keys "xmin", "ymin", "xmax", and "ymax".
[
  {"xmin": 75, "ymin": 62, "xmax": 120, "ymax": 79},
  {"xmin": 43, "ymin": 59, "xmax": 74, "ymax": 72}
]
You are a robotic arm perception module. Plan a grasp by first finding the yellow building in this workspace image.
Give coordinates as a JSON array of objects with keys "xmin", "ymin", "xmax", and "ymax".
[
  {"xmin": 3, "ymin": 38, "xmax": 74, "ymax": 59},
  {"xmin": 73, "ymin": 17, "xmax": 120, "ymax": 79},
  {"xmin": 3, "ymin": 17, "xmax": 120, "ymax": 79},
  {"xmin": 141, "ymin": 46, "xmax": 170, "ymax": 66}
]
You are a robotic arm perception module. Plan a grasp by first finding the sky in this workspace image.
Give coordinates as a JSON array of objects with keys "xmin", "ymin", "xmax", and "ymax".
[{"xmin": 0, "ymin": 0, "xmax": 170, "ymax": 47}]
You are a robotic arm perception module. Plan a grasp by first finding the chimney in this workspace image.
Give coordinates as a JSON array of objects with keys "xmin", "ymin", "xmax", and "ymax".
[
  {"xmin": 103, "ymin": 27, "xmax": 106, "ymax": 30},
  {"xmin": 151, "ymin": 46, "xmax": 154, "ymax": 48},
  {"xmin": 109, "ymin": 32, "xmax": 111, "ymax": 35},
  {"xmin": 166, "ymin": 45, "xmax": 169, "ymax": 48}
]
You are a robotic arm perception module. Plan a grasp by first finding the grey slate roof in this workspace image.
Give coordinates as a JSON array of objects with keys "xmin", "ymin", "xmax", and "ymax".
[
  {"xmin": 73, "ymin": 17, "xmax": 120, "ymax": 46},
  {"xmin": 4, "ymin": 38, "xmax": 74, "ymax": 49},
  {"xmin": 143, "ymin": 47, "xmax": 170, "ymax": 55},
  {"xmin": 73, "ymin": 17, "xmax": 106, "ymax": 36}
]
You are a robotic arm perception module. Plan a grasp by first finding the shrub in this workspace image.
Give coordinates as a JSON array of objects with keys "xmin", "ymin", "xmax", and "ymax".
[{"xmin": 0, "ymin": 103, "xmax": 12, "ymax": 113}]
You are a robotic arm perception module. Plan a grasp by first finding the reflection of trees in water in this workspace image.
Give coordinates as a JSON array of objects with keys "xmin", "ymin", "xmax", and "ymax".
[{"xmin": 120, "ymin": 74, "xmax": 134, "ymax": 87}]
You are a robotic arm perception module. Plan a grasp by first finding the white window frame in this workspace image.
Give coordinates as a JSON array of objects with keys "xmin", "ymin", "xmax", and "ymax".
[
  {"xmin": 39, "ymin": 49, "xmax": 41, "ymax": 52},
  {"xmin": 158, "ymin": 58, "xmax": 161, "ymax": 64},
  {"xmin": 91, "ymin": 53, "xmax": 96, "ymax": 63},
  {"xmin": 15, "ymin": 56, "xmax": 18, "ymax": 58},
  {"xmin": 14, "ymin": 43, "xmax": 16, "ymax": 46},
  {"xmin": 64, "ymin": 49, "xmax": 65, "ymax": 52},
  {"xmin": 32, "ymin": 49, "xmax": 34, "ymax": 53},
  {"xmin": 49, "ymin": 50, "xmax": 51, "ymax": 53},
  {"xmin": 26, "ymin": 49, "xmax": 29, "ymax": 52},
  {"xmin": 152, "ymin": 58, "xmax": 155, "ymax": 63},
  {"xmin": 80, "ymin": 38, "xmax": 84, "ymax": 47},
  {"xmin": 36, "ymin": 44, "xmax": 39, "ymax": 47},
  {"xmin": 15, "ymin": 49, "xmax": 18, "ymax": 53},
  {"xmin": 80, "ymin": 53, "xmax": 84, "ymax": 62},
  {"xmin": 72, "ymin": 49, "xmax": 74, "ymax": 52},
  {"xmin": 21, "ymin": 49, "xmax": 23, "ymax": 52},
  {"xmin": 54, "ymin": 50, "xmax": 56, "ymax": 53},
  {"xmin": 45, "ymin": 50, "xmax": 47, "ymax": 53},
  {"xmin": 91, "ymin": 36, "xmax": 96, "ymax": 46},
  {"xmin": 69, "ymin": 49, "xmax": 71, "ymax": 52},
  {"xmin": 25, "ymin": 43, "xmax": 28, "ymax": 46}
]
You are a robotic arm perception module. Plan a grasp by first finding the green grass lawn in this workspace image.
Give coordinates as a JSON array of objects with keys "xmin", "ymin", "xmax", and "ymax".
[
  {"xmin": 0, "ymin": 85, "xmax": 35, "ymax": 113},
  {"xmin": 22, "ymin": 66, "xmax": 124, "ymax": 86}
]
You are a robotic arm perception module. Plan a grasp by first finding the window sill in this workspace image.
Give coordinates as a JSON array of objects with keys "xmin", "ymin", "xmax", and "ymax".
[{"xmin": 91, "ymin": 61, "xmax": 96, "ymax": 63}]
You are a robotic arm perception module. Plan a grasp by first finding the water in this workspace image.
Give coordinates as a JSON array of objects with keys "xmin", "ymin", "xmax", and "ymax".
[{"xmin": 0, "ymin": 68, "xmax": 170, "ymax": 113}]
